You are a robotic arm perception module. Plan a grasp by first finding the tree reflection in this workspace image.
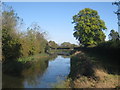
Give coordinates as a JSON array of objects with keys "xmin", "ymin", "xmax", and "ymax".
[{"xmin": 22, "ymin": 59, "xmax": 49, "ymax": 87}]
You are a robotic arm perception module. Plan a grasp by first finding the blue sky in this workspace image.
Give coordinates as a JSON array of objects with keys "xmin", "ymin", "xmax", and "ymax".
[{"xmin": 5, "ymin": 2, "xmax": 118, "ymax": 45}]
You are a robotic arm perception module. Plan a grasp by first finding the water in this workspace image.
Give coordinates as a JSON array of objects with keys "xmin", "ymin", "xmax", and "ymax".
[{"xmin": 3, "ymin": 55, "xmax": 70, "ymax": 88}]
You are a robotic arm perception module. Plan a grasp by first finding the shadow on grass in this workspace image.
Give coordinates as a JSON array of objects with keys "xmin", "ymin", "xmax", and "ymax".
[
  {"xmin": 69, "ymin": 52, "xmax": 96, "ymax": 80},
  {"xmin": 81, "ymin": 47, "xmax": 120, "ymax": 75},
  {"xmin": 69, "ymin": 46, "xmax": 120, "ymax": 79}
]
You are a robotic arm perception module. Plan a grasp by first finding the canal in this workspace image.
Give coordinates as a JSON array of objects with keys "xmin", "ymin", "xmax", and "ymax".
[{"xmin": 3, "ymin": 55, "xmax": 70, "ymax": 88}]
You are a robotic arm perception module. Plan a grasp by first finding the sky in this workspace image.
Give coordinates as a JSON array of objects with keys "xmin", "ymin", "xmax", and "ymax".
[{"xmin": 5, "ymin": 2, "xmax": 118, "ymax": 45}]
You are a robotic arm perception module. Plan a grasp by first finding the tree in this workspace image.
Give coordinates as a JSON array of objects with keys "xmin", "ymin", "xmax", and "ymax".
[
  {"xmin": 2, "ymin": 4, "xmax": 50, "ymax": 75},
  {"xmin": 2, "ymin": 4, "xmax": 22, "ymax": 61},
  {"xmin": 61, "ymin": 42, "xmax": 72, "ymax": 47},
  {"xmin": 109, "ymin": 29, "xmax": 119, "ymax": 41},
  {"xmin": 72, "ymin": 8, "xmax": 107, "ymax": 46},
  {"xmin": 48, "ymin": 41, "xmax": 58, "ymax": 48},
  {"xmin": 20, "ymin": 23, "xmax": 48, "ymax": 56}
]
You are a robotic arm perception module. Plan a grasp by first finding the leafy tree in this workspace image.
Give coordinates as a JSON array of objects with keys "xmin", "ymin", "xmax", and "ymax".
[
  {"xmin": 20, "ymin": 24, "xmax": 48, "ymax": 57},
  {"xmin": 2, "ymin": 4, "xmax": 22, "ymax": 61},
  {"xmin": 2, "ymin": 4, "xmax": 48, "ymax": 62},
  {"xmin": 61, "ymin": 42, "xmax": 72, "ymax": 47},
  {"xmin": 2, "ymin": 4, "xmax": 50, "ymax": 75},
  {"xmin": 72, "ymin": 8, "xmax": 107, "ymax": 46},
  {"xmin": 109, "ymin": 29, "xmax": 119, "ymax": 41},
  {"xmin": 48, "ymin": 41, "xmax": 58, "ymax": 48},
  {"xmin": 60, "ymin": 42, "xmax": 78, "ymax": 48}
]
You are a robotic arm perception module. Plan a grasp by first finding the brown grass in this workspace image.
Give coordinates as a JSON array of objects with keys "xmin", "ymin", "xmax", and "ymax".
[
  {"xmin": 72, "ymin": 68, "xmax": 119, "ymax": 88},
  {"xmin": 69, "ymin": 51, "xmax": 120, "ymax": 88}
]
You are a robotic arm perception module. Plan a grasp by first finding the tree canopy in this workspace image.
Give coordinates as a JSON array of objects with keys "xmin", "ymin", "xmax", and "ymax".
[
  {"xmin": 109, "ymin": 29, "xmax": 119, "ymax": 41},
  {"xmin": 2, "ymin": 4, "xmax": 22, "ymax": 61},
  {"xmin": 48, "ymin": 41, "xmax": 58, "ymax": 48},
  {"xmin": 72, "ymin": 8, "xmax": 107, "ymax": 46},
  {"xmin": 2, "ymin": 4, "xmax": 48, "ymax": 62},
  {"xmin": 61, "ymin": 42, "xmax": 77, "ymax": 48}
]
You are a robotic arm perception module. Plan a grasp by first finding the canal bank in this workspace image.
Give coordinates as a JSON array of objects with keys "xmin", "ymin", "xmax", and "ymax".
[{"xmin": 67, "ymin": 50, "xmax": 120, "ymax": 88}]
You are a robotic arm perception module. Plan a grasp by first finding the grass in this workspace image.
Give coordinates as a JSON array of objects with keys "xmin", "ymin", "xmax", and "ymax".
[
  {"xmin": 73, "ymin": 69, "xmax": 119, "ymax": 88},
  {"xmin": 68, "ymin": 50, "xmax": 120, "ymax": 88},
  {"xmin": 52, "ymin": 79, "xmax": 71, "ymax": 88},
  {"xmin": 83, "ymin": 48, "xmax": 119, "ymax": 75},
  {"xmin": 17, "ymin": 53, "xmax": 51, "ymax": 63}
]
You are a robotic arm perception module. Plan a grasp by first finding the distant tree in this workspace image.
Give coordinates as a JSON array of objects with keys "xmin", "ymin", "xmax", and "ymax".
[
  {"xmin": 61, "ymin": 42, "xmax": 71, "ymax": 47},
  {"xmin": 48, "ymin": 41, "xmax": 58, "ymax": 48},
  {"xmin": 71, "ymin": 44, "xmax": 78, "ymax": 47},
  {"xmin": 109, "ymin": 29, "xmax": 119, "ymax": 41},
  {"xmin": 60, "ymin": 42, "xmax": 77, "ymax": 48},
  {"xmin": 72, "ymin": 8, "xmax": 107, "ymax": 46}
]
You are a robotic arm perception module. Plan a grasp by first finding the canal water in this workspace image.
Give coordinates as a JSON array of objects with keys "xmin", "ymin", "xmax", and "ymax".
[{"xmin": 3, "ymin": 55, "xmax": 70, "ymax": 88}]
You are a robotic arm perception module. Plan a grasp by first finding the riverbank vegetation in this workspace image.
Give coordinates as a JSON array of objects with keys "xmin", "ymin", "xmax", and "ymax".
[
  {"xmin": 2, "ymin": 2, "xmax": 120, "ymax": 88},
  {"xmin": 68, "ymin": 49, "xmax": 119, "ymax": 88},
  {"xmin": 2, "ymin": 4, "xmax": 56, "ymax": 76},
  {"xmin": 63, "ymin": 8, "xmax": 120, "ymax": 88}
]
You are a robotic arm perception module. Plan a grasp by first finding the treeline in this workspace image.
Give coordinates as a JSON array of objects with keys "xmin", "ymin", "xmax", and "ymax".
[
  {"xmin": 48, "ymin": 41, "xmax": 78, "ymax": 49},
  {"xmin": 2, "ymin": 4, "xmax": 48, "ymax": 62},
  {"xmin": 97, "ymin": 29, "xmax": 120, "ymax": 49}
]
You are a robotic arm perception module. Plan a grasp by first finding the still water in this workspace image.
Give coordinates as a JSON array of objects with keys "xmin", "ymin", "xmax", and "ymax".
[{"xmin": 3, "ymin": 55, "xmax": 70, "ymax": 88}]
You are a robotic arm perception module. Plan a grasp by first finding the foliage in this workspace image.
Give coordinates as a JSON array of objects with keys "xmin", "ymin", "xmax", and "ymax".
[
  {"xmin": 109, "ymin": 29, "xmax": 120, "ymax": 41},
  {"xmin": 72, "ymin": 8, "xmax": 107, "ymax": 46},
  {"xmin": 48, "ymin": 40, "xmax": 58, "ymax": 48},
  {"xmin": 19, "ymin": 24, "xmax": 48, "ymax": 57},
  {"xmin": 97, "ymin": 40, "xmax": 120, "ymax": 49},
  {"xmin": 97, "ymin": 30, "xmax": 120, "ymax": 49},
  {"xmin": 2, "ymin": 4, "xmax": 22, "ymax": 62},
  {"xmin": 2, "ymin": 4, "xmax": 49, "ymax": 62},
  {"xmin": 2, "ymin": 4, "xmax": 50, "ymax": 76},
  {"xmin": 61, "ymin": 42, "xmax": 77, "ymax": 48},
  {"xmin": 18, "ymin": 53, "xmax": 50, "ymax": 63}
]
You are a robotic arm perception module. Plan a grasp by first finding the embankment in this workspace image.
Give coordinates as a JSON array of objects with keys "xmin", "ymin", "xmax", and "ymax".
[{"xmin": 68, "ymin": 48, "xmax": 120, "ymax": 88}]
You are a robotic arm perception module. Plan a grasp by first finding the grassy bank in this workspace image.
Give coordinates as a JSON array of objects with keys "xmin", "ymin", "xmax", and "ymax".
[
  {"xmin": 67, "ymin": 49, "xmax": 120, "ymax": 88},
  {"xmin": 18, "ymin": 53, "xmax": 51, "ymax": 63}
]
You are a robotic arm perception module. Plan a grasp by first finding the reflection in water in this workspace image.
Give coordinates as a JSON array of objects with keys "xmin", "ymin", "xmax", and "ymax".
[
  {"xmin": 3, "ymin": 55, "xmax": 70, "ymax": 88},
  {"xmin": 2, "ymin": 58, "xmax": 49, "ymax": 88},
  {"xmin": 23, "ymin": 60, "xmax": 49, "ymax": 87},
  {"xmin": 2, "ymin": 74, "xmax": 24, "ymax": 88}
]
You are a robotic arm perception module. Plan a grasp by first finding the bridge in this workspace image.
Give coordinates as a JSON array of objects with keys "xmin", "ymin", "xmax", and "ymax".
[
  {"xmin": 49, "ymin": 46, "xmax": 80, "ymax": 50},
  {"xmin": 47, "ymin": 46, "xmax": 81, "ymax": 56}
]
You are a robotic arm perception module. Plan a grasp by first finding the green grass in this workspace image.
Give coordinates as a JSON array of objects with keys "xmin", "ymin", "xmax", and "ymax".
[{"xmin": 18, "ymin": 53, "xmax": 51, "ymax": 63}]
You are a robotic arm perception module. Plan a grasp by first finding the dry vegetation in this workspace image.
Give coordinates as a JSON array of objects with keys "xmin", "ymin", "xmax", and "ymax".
[
  {"xmin": 68, "ymin": 51, "xmax": 120, "ymax": 88},
  {"xmin": 73, "ymin": 68, "xmax": 119, "ymax": 88}
]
